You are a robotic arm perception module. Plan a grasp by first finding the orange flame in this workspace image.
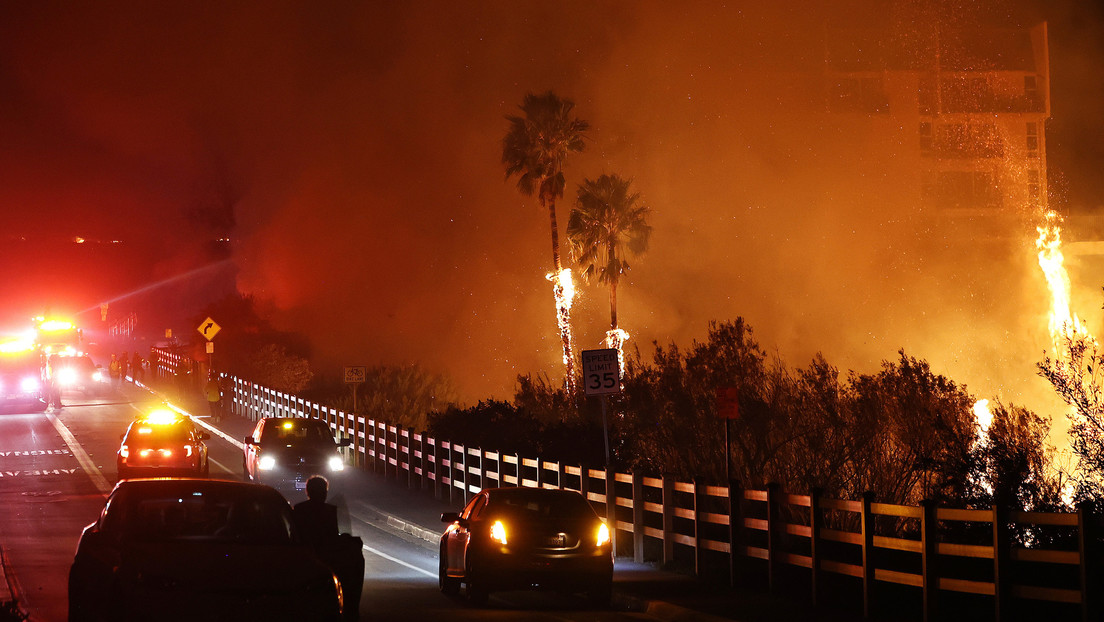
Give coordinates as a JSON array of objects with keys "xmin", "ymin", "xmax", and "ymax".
[{"xmin": 1035, "ymin": 210, "xmax": 1094, "ymax": 350}]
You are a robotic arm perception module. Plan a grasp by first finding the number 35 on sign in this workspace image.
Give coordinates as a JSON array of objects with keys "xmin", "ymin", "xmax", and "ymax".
[{"xmin": 581, "ymin": 349, "xmax": 621, "ymax": 396}]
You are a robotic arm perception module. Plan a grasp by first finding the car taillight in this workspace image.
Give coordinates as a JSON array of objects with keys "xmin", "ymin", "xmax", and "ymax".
[
  {"xmin": 490, "ymin": 520, "xmax": 508, "ymax": 546},
  {"xmin": 184, "ymin": 445, "xmax": 193, "ymax": 457},
  {"xmin": 119, "ymin": 445, "xmax": 129, "ymax": 459},
  {"xmin": 596, "ymin": 522, "xmax": 610, "ymax": 547}
]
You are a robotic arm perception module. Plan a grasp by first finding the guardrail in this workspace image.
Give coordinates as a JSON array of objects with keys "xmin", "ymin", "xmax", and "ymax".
[{"xmin": 150, "ymin": 348, "xmax": 1100, "ymax": 622}]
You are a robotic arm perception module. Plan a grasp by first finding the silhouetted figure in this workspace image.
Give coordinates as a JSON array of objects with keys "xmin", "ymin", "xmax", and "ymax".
[{"xmin": 293, "ymin": 475, "xmax": 339, "ymax": 547}]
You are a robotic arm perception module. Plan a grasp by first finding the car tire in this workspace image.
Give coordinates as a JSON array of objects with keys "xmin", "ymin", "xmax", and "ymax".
[
  {"xmin": 587, "ymin": 578, "xmax": 613, "ymax": 607},
  {"xmin": 438, "ymin": 551, "xmax": 460, "ymax": 596},
  {"xmin": 464, "ymin": 558, "xmax": 489, "ymax": 605}
]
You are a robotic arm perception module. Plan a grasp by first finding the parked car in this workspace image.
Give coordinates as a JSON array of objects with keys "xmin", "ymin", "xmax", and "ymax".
[
  {"xmin": 116, "ymin": 409, "xmax": 209, "ymax": 479},
  {"xmin": 439, "ymin": 487, "xmax": 614, "ymax": 605},
  {"xmin": 67, "ymin": 478, "xmax": 345, "ymax": 621},
  {"xmin": 55, "ymin": 355, "xmax": 108, "ymax": 397},
  {"xmin": 243, "ymin": 417, "xmax": 351, "ymax": 492}
]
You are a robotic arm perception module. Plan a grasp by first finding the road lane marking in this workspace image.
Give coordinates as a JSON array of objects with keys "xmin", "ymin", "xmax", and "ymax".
[
  {"xmin": 161, "ymin": 402, "xmax": 244, "ymax": 450},
  {"xmin": 48, "ymin": 414, "xmax": 112, "ymax": 496},
  {"xmin": 209, "ymin": 456, "xmax": 236, "ymax": 475},
  {"xmin": 361, "ymin": 544, "xmax": 435, "ymax": 578}
]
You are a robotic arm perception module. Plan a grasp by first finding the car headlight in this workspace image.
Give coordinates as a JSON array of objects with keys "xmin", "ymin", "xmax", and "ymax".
[
  {"xmin": 258, "ymin": 455, "xmax": 277, "ymax": 471},
  {"xmin": 93, "ymin": 371, "xmax": 104, "ymax": 382},
  {"xmin": 58, "ymin": 368, "xmax": 78, "ymax": 386},
  {"xmin": 20, "ymin": 376, "xmax": 40, "ymax": 392},
  {"xmin": 327, "ymin": 455, "xmax": 344, "ymax": 472}
]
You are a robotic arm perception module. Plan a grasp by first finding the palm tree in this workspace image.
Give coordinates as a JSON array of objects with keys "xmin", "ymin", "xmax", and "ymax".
[
  {"xmin": 567, "ymin": 174, "xmax": 652, "ymax": 354},
  {"xmin": 502, "ymin": 91, "xmax": 589, "ymax": 394}
]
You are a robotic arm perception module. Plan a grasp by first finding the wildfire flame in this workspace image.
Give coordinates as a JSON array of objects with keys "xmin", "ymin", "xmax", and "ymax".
[
  {"xmin": 972, "ymin": 398, "xmax": 992, "ymax": 437},
  {"xmin": 547, "ymin": 268, "xmax": 578, "ymax": 392},
  {"xmin": 605, "ymin": 328, "xmax": 630, "ymax": 379},
  {"xmin": 1035, "ymin": 210, "xmax": 1094, "ymax": 349}
]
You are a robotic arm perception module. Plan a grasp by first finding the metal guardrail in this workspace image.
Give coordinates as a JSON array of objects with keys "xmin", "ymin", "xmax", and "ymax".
[{"xmin": 150, "ymin": 348, "xmax": 1100, "ymax": 622}]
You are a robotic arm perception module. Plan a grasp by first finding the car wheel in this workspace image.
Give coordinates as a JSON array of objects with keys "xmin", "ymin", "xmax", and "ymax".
[
  {"xmin": 438, "ymin": 550, "xmax": 460, "ymax": 596},
  {"xmin": 464, "ymin": 558, "xmax": 489, "ymax": 605},
  {"xmin": 587, "ymin": 578, "xmax": 612, "ymax": 607}
]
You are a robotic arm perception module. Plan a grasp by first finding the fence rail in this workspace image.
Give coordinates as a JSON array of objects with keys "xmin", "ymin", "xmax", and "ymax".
[{"xmin": 150, "ymin": 348, "xmax": 1100, "ymax": 622}]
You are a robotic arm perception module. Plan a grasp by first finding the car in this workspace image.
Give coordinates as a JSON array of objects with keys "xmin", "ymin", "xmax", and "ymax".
[
  {"xmin": 54, "ymin": 354, "xmax": 108, "ymax": 397},
  {"xmin": 243, "ymin": 417, "xmax": 352, "ymax": 492},
  {"xmin": 116, "ymin": 409, "xmax": 210, "ymax": 479},
  {"xmin": 439, "ymin": 486, "xmax": 614, "ymax": 606},
  {"xmin": 67, "ymin": 478, "xmax": 345, "ymax": 621},
  {"xmin": 0, "ymin": 348, "xmax": 45, "ymax": 412}
]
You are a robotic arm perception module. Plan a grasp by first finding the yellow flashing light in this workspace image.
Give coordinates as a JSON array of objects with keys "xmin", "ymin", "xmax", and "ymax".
[
  {"xmin": 282, "ymin": 421, "xmax": 295, "ymax": 429},
  {"xmin": 38, "ymin": 320, "xmax": 74, "ymax": 332},
  {"xmin": 143, "ymin": 409, "xmax": 180, "ymax": 426},
  {"xmin": 0, "ymin": 337, "xmax": 35, "ymax": 354}
]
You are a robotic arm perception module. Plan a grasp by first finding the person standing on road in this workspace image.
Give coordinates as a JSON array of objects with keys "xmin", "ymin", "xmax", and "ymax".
[
  {"xmin": 292, "ymin": 475, "xmax": 339, "ymax": 547},
  {"xmin": 45, "ymin": 354, "xmax": 63, "ymax": 409},
  {"xmin": 108, "ymin": 354, "xmax": 121, "ymax": 389},
  {"xmin": 204, "ymin": 372, "xmax": 222, "ymax": 423}
]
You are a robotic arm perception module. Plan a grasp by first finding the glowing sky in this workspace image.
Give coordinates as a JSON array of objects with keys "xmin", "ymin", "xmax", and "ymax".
[{"xmin": 2, "ymin": 1, "xmax": 1103, "ymax": 409}]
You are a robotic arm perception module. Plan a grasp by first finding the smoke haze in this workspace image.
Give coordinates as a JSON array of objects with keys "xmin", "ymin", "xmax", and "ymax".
[{"xmin": 1, "ymin": 1, "xmax": 1102, "ymax": 419}]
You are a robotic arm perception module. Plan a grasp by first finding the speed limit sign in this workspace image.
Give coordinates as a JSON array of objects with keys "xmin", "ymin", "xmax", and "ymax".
[{"xmin": 581, "ymin": 349, "xmax": 621, "ymax": 396}]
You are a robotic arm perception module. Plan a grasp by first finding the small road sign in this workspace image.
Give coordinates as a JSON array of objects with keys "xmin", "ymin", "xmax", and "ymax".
[
  {"xmin": 197, "ymin": 317, "xmax": 221, "ymax": 341},
  {"xmin": 581, "ymin": 348, "xmax": 621, "ymax": 396},
  {"xmin": 344, "ymin": 366, "xmax": 367, "ymax": 384}
]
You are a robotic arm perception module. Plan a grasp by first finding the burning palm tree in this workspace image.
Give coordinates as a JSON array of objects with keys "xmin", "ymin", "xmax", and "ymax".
[
  {"xmin": 502, "ymin": 91, "xmax": 589, "ymax": 394},
  {"xmin": 567, "ymin": 174, "xmax": 653, "ymax": 365}
]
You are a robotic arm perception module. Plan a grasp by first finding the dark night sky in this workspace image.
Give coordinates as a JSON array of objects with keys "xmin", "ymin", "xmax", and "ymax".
[{"xmin": 1, "ymin": 1, "xmax": 1102, "ymax": 411}]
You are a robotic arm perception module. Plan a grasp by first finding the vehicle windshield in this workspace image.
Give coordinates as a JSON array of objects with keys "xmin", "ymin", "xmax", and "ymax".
[
  {"xmin": 109, "ymin": 487, "xmax": 293, "ymax": 545},
  {"xmin": 260, "ymin": 420, "xmax": 334, "ymax": 446}
]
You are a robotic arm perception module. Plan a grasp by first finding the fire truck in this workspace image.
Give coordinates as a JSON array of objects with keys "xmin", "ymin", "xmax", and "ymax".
[{"xmin": 34, "ymin": 317, "xmax": 84, "ymax": 356}]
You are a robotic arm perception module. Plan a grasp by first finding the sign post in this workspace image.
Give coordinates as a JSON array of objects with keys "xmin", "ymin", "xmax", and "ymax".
[
  {"xmin": 344, "ymin": 366, "xmax": 367, "ymax": 412},
  {"xmin": 582, "ymin": 349, "xmax": 621, "ymax": 470},
  {"xmin": 715, "ymin": 387, "xmax": 740, "ymax": 482},
  {"xmin": 197, "ymin": 317, "xmax": 221, "ymax": 374}
]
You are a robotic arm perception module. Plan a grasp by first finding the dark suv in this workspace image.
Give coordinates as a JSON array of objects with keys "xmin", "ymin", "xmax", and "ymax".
[{"xmin": 243, "ymin": 417, "xmax": 351, "ymax": 492}]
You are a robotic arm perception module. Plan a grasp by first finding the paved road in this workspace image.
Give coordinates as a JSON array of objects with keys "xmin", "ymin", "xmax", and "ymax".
[{"xmin": 0, "ymin": 379, "xmax": 865, "ymax": 622}]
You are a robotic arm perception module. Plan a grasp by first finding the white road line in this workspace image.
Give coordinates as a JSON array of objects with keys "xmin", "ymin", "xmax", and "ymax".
[
  {"xmin": 361, "ymin": 544, "xmax": 436, "ymax": 578},
  {"xmin": 48, "ymin": 414, "xmax": 112, "ymax": 496},
  {"xmin": 208, "ymin": 456, "xmax": 236, "ymax": 475},
  {"xmin": 159, "ymin": 402, "xmax": 244, "ymax": 450}
]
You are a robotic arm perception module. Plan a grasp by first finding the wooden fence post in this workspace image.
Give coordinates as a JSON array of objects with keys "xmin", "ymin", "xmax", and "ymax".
[
  {"xmin": 662, "ymin": 474, "xmax": 676, "ymax": 566},
  {"xmin": 693, "ymin": 479, "xmax": 704, "ymax": 577},
  {"xmin": 728, "ymin": 479, "xmax": 743, "ymax": 588},
  {"xmin": 1077, "ymin": 501, "xmax": 1097, "ymax": 622},
  {"xmin": 632, "ymin": 471, "xmax": 645, "ymax": 563},
  {"xmin": 810, "ymin": 487, "xmax": 823, "ymax": 606},
  {"xmin": 861, "ymin": 491, "xmax": 876, "ymax": 619},
  {"xmin": 606, "ymin": 468, "xmax": 618, "ymax": 558},
  {"xmin": 921, "ymin": 499, "xmax": 939, "ymax": 622},
  {"xmin": 767, "ymin": 482, "xmax": 781, "ymax": 593},
  {"xmin": 992, "ymin": 503, "xmax": 1010, "ymax": 622}
]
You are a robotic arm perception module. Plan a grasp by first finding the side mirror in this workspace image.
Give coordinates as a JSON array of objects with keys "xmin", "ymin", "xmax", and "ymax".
[
  {"xmin": 244, "ymin": 436, "xmax": 255, "ymax": 445},
  {"xmin": 441, "ymin": 512, "xmax": 460, "ymax": 524},
  {"xmin": 196, "ymin": 432, "xmax": 210, "ymax": 441},
  {"xmin": 338, "ymin": 437, "xmax": 352, "ymax": 447}
]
